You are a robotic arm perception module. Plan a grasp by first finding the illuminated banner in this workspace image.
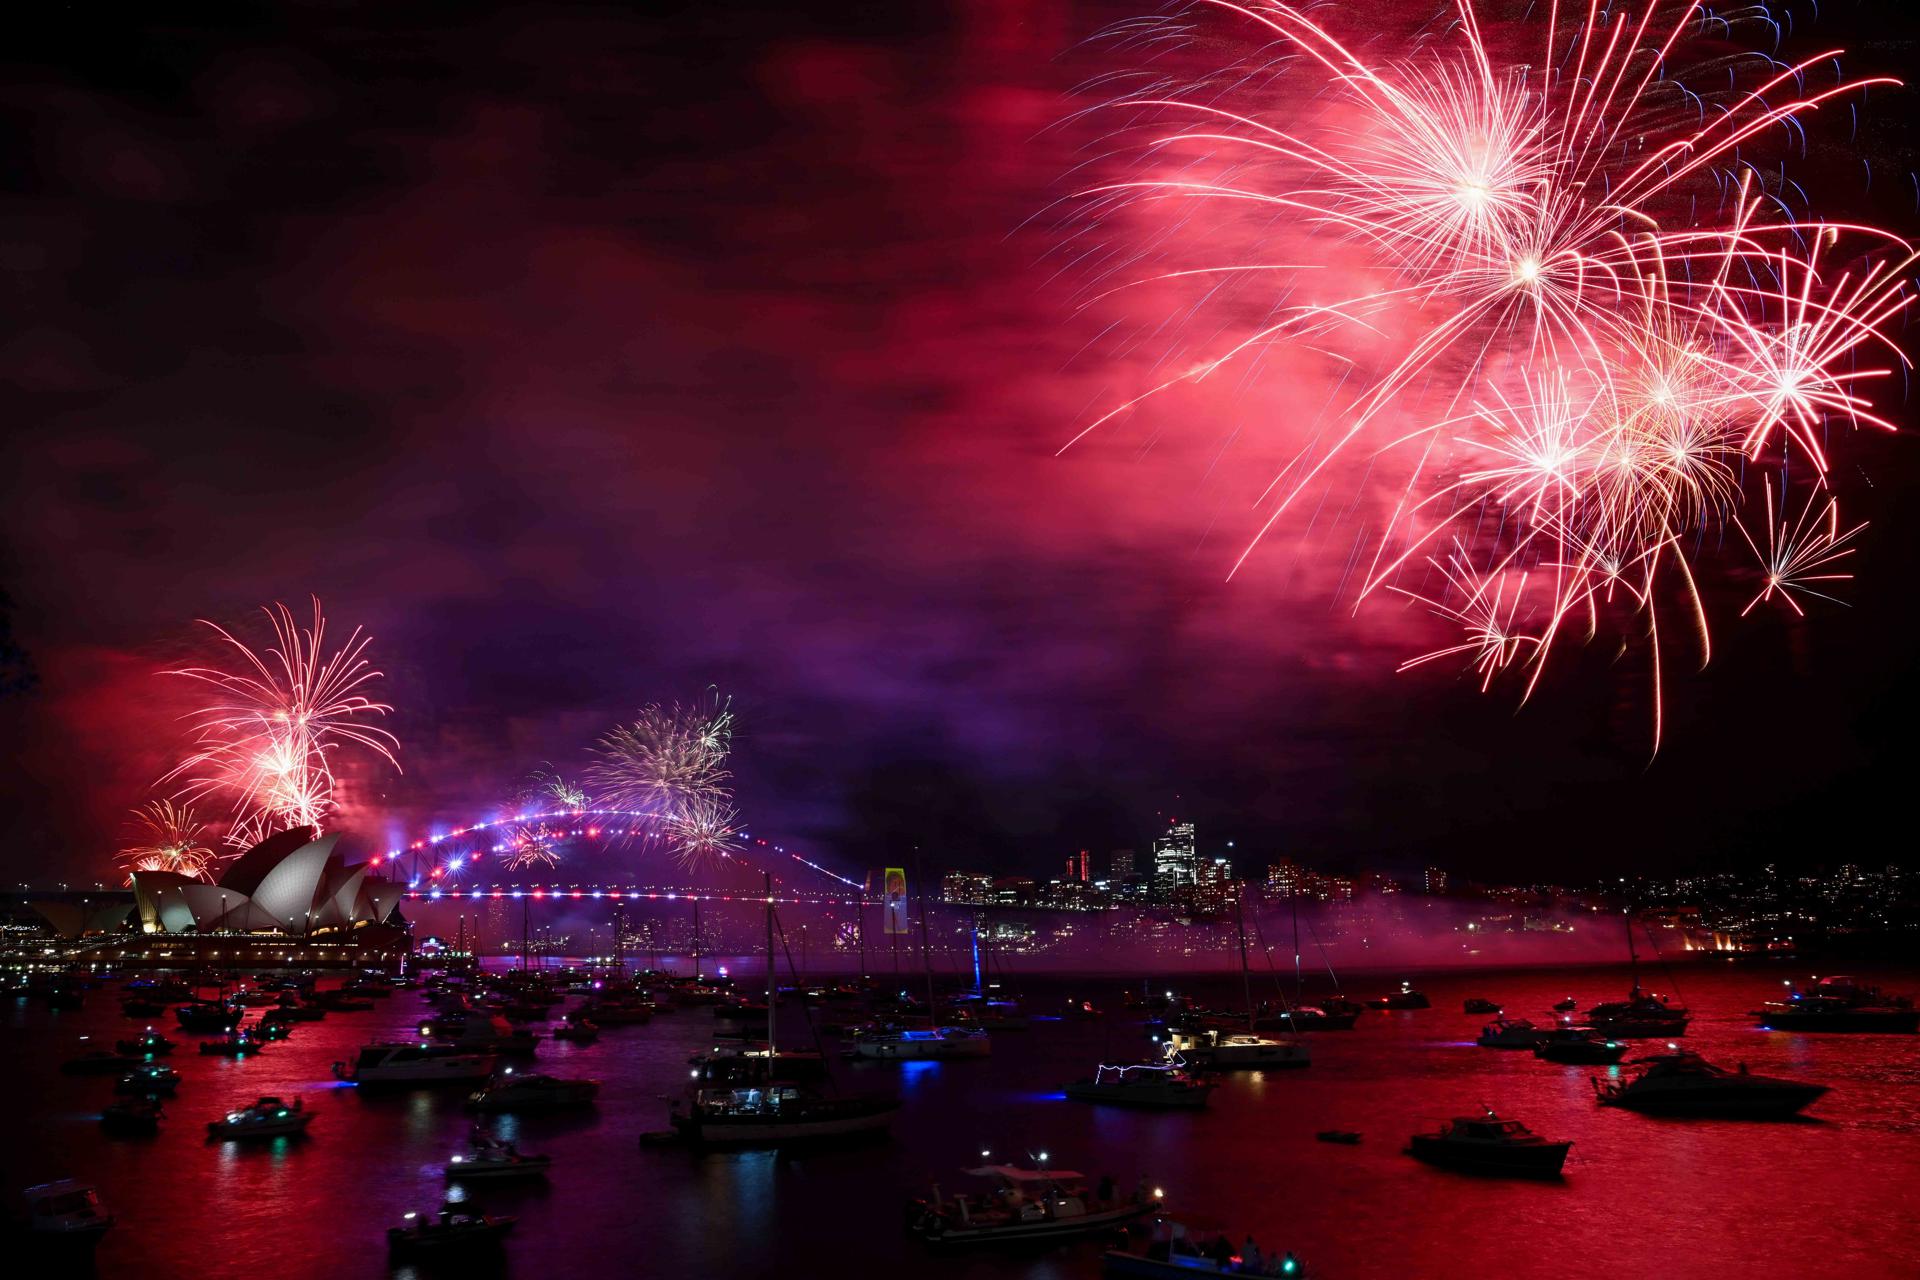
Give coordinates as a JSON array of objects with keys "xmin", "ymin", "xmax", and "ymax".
[{"xmin": 882, "ymin": 867, "xmax": 910, "ymax": 934}]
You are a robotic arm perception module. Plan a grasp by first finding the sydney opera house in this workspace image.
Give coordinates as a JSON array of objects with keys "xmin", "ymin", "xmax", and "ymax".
[{"xmin": 94, "ymin": 828, "xmax": 409, "ymax": 970}]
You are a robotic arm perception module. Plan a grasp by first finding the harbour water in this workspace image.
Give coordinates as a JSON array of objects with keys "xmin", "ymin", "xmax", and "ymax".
[{"xmin": 6, "ymin": 962, "xmax": 1919, "ymax": 1278}]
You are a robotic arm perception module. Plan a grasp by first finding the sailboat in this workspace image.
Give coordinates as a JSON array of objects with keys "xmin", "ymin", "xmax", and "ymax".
[
  {"xmin": 1165, "ymin": 881, "xmax": 1308, "ymax": 1069},
  {"xmin": 668, "ymin": 875, "xmax": 900, "ymax": 1144},
  {"xmin": 1585, "ymin": 913, "xmax": 1689, "ymax": 1038},
  {"xmin": 1253, "ymin": 886, "xmax": 1360, "ymax": 1032},
  {"xmin": 850, "ymin": 868, "xmax": 992, "ymax": 1060}
]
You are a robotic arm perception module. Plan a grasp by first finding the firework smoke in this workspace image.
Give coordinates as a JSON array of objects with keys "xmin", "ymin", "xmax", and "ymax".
[
  {"xmin": 162, "ymin": 598, "xmax": 400, "ymax": 846},
  {"xmin": 117, "ymin": 800, "xmax": 216, "ymax": 882},
  {"xmin": 1061, "ymin": 0, "xmax": 1914, "ymax": 746}
]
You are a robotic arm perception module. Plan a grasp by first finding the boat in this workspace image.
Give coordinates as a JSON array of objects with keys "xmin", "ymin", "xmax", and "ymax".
[
  {"xmin": 1369, "ymin": 982, "xmax": 1431, "ymax": 1010},
  {"xmin": 207, "ymin": 1096, "xmax": 314, "ymax": 1140},
  {"xmin": 1104, "ymin": 1217, "xmax": 1307, "ymax": 1277},
  {"xmin": 1593, "ymin": 1050, "xmax": 1828, "ymax": 1117},
  {"xmin": 1064, "ymin": 1063, "xmax": 1214, "ymax": 1109},
  {"xmin": 198, "ymin": 1031, "xmax": 265, "ymax": 1057},
  {"xmin": 60, "ymin": 1048, "xmax": 139, "ymax": 1076},
  {"xmin": 334, "ymin": 1042, "xmax": 498, "ymax": 1086},
  {"xmin": 1553, "ymin": 996, "xmax": 1578, "ymax": 1013},
  {"xmin": 577, "ymin": 994, "xmax": 653, "ymax": 1025},
  {"xmin": 551, "ymin": 1018, "xmax": 599, "ymax": 1044},
  {"xmin": 314, "ymin": 990, "xmax": 374, "ymax": 1012},
  {"xmin": 1463, "ymin": 998, "xmax": 1502, "ymax": 1014},
  {"xmin": 175, "ymin": 1002, "xmax": 243, "ymax": 1033},
  {"xmin": 1315, "ymin": 1130, "xmax": 1361, "ymax": 1145},
  {"xmin": 1751, "ymin": 976, "xmax": 1920, "ymax": 1034},
  {"xmin": 907, "ymin": 1164, "xmax": 1157, "ymax": 1245},
  {"xmin": 465, "ymin": 1068, "xmax": 600, "ymax": 1112},
  {"xmin": 668, "ymin": 1080, "xmax": 900, "ymax": 1145},
  {"xmin": 1405, "ymin": 1113, "xmax": 1566, "ymax": 1174},
  {"xmin": 665, "ymin": 872, "xmax": 899, "ymax": 1147},
  {"xmin": 1476, "ymin": 1017, "xmax": 1548, "ymax": 1049},
  {"xmin": 1253, "ymin": 1005, "xmax": 1360, "ymax": 1032},
  {"xmin": 1532, "ymin": 1026, "xmax": 1628, "ymax": 1064},
  {"xmin": 115, "ymin": 1030, "xmax": 176, "ymax": 1057},
  {"xmin": 263, "ymin": 1004, "xmax": 324, "ymax": 1024},
  {"xmin": 1406, "ymin": 1112, "xmax": 1571, "ymax": 1177},
  {"xmin": 1164, "ymin": 1028, "xmax": 1309, "ymax": 1070},
  {"xmin": 387, "ymin": 1207, "xmax": 516, "ymax": 1258},
  {"xmin": 1587, "ymin": 914, "xmax": 1689, "ymax": 1037},
  {"xmin": 100, "ymin": 1099, "xmax": 164, "ymax": 1136},
  {"xmin": 24, "ymin": 1179, "xmax": 114, "ymax": 1255},
  {"xmin": 116, "ymin": 1063, "xmax": 181, "ymax": 1095},
  {"xmin": 849, "ymin": 1025, "xmax": 993, "ymax": 1059},
  {"xmin": 418, "ymin": 1011, "xmax": 540, "ymax": 1056},
  {"xmin": 446, "ymin": 1132, "xmax": 551, "ymax": 1180}
]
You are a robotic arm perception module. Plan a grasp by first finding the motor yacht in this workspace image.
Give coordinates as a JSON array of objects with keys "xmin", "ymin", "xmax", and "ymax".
[
  {"xmin": 418, "ymin": 1011, "xmax": 540, "ymax": 1056},
  {"xmin": 115, "ymin": 1030, "xmax": 176, "ymax": 1057},
  {"xmin": 387, "ymin": 1207, "xmax": 515, "ymax": 1258},
  {"xmin": 1751, "ymin": 976, "xmax": 1919, "ymax": 1034},
  {"xmin": 465, "ymin": 1068, "xmax": 600, "ymax": 1112},
  {"xmin": 668, "ymin": 1080, "xmax": 899, "ymax": 1145},
  {"xmin": 175, "ymin": 1001, "xmax": 243, "ymax": 1032},
  {"xmin": 207, "ymin": 1096, "xmax": 313, "ymax": 1140},
  {"xmin": 1164, "ymin": 1028, "xmax": 1309, "ymax": 1069},
  {"xmin": 1593, "ymin": 1050, "xmax": 1828, "ymax": 1117},
  {"xmin": 1406, "ymin": 1113, "xmax": 1571, "ymax": 1177},
  {"xmin": 1532, "ymin": 1026, "xmax": 1628, "ymax": 1064},
  {"xmin": 334, "ymin": 1042, "xmax": 498, "ymax": 1086},
  {"xmin": 552, "ymin": 1018, "xmax": 599, "ymax": 1044},
  {"xmin": 849, "ymin": 1024, "xmax": 992, "ymax": 1060},
  {"xmin": 1104, "ymin": 1216, "xmax": 1307, "ymax": 1277},
  {"xmin": 24, "ymin": 1179, "xmax": 113, "ymax": 1253},
  {"xmin": 60, "ymin": 1047, "xmax": 139, "ymax": 1076},
  {"xmin": 1064, "ymin": 1063, "xmax": 1214, "ymax": 1109},
  {"xmin": 116, "ymin": 1063, "xmax": 180, "ymax": 1095},
  {"xmin": 908, "ymin": 1164, "xmax": 1157, "ymax": 1245},
  {"xmin": 100, "ymin": 1099, "xmax": 164, "ymax": 1137},
  {"xmin": 445, "ymin": 1133, "xmax": 552, "ymax": 1181},
  {"xmin": 198, "ymin": 1031, "xmax": 265, "ymax": 1057},
  {"xmin": 1463, "ymin": 998, "xmax": 1502, "ymax": 1014},
  {"xmin": 1586, "ymin": 987, "xmax": 1689, "ymax": 1038},
  {"xmin": 1368, "ymin": 982, "xmax": 1431, "ymax": 1010},
  {"xmin": 1476, "ymin": 1017, "xmax": 1548, "ymax": 1049}
]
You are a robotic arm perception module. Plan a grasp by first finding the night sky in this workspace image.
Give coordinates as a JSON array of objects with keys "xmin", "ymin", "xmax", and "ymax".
[{"xmin": 3, "ymin": 0, "xmax": 1917, "ymax": 886}]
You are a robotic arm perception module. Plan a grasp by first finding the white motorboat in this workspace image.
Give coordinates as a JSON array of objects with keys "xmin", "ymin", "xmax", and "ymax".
[
  {"xmin": 909, "ymin": 1164, "xmax": 1157, "ymax": 1245},
  {"xmin": 849, "ymin": 1025, "xmax": 992, "ymax": 1060},
  {"xmin": 334, "ymin": 1042, "xmax": 498, "ymax": 1086},
  {"xmin": 1164, "ymin": 1028, "xmax": 1309, "ymax": 1069},
  {"xmin": 669, "ymin": 1082, "xmax": 899, "ymax": 1145},
  {"xmin": 446, "ymin": 1133, "xmax": 551, "ymax": 1180},
  {"xmin": 207, "ymin": 1096, "xmax": 313, "ymax": 1140}
]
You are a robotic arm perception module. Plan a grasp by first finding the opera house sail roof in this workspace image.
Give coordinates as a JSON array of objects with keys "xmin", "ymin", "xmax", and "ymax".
[{"xmin": 130, "ymin": 828, "xmax": 402, "ymax": 936}]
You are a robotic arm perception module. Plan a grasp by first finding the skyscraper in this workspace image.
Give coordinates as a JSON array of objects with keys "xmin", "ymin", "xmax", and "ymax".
[
  {"xmin": 1109, "ymin": 849, "xmax": 1136, "ymax": 883},
  {"xmin": 1151, "ymin": 821, "xmax": 1198, "ymax": 901}
]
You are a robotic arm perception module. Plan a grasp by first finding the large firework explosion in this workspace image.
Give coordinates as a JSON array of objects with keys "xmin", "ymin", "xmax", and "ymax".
[
  {"xmin": 585, "ymin": 694, "xmax": 734, "ymax": 822},
  {"xmin": 162, "ymin": 599, "xmax": 400, "ymax": 847},
  {"xmin": 1060, "ymin": 0, "xmax": 1914, "ymax": 747},
  {"xmin": 116, "ymin": 800, "xmax": 216, "ymax": 883}
]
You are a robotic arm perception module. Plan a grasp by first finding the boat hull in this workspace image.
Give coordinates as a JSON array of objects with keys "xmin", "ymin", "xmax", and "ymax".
[
  {"xmin": 1599, "ymin": 1084, "xmax": 1828, "ymax": 1117},
  {"xmin": 670, "ymin": 1104, "xmax": 897, "ymax": 1146},
  {"xmin": 915, "ymin": 1203, "xmax": 1152, "ymax": 1247},
  {"xmin": 1406, "ymin": 1136, "xmax": 1570, "ymax": 1177}
]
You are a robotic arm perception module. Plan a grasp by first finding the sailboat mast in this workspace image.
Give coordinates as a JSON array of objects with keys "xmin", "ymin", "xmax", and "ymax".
[
  {"xmin": 693, "ymin": 899, "xmax": 702, "ymax": 982},
  {"xmin": 1291, "ymin": 884, "xmax": 1303, "ymax": 1008},
  {"xmin": 916, "ymin": 854, "xmax": 936, "ymax": 1025},
  {"xmin": 1625, "ymin": 909, "xmax": 1639, "ymax": 995},
  {"xmin": 1235, "ymin": 880, "xmax": 1254, "ymax": 1033},
  {"xmin": 765, "ymin": 873, "xmax": 776, "ymax": 1059}
]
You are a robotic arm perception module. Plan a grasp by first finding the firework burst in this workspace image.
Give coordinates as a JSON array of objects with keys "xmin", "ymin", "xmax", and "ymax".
[
  {"xmin": 660, "ymin": 795, "xmax": 744, "ymax": 872},
  {"xmin": 585, "ymin": 694, "xmax": 733, "ymax": 821},
  {"xmin": 1061, "ymin": 0, "xmax": 1914, "ymax": 747},
  {"xmin": 118, "ymin": 800, "xmax": 216, "ymax": 882},
  {"xmin": 163, "ymin": 599, "xmax": 400, "ymax": 846}
]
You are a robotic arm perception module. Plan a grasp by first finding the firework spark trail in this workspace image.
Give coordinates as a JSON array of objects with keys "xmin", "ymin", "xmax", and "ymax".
[
  {"xmin": 1059, "ymin": 0, "xmax": 1914, "ymax": 744},
  {"xmin": 117, "ymin": 800, "xmax": 216, "ymax": 882},
  {"xmin": 1736, "ymin": 476, "xmax": 1866, "ymax": 616},
  {"xmin": 162, "ymin": 599, "xmax": 399, "ymax": 847}
]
